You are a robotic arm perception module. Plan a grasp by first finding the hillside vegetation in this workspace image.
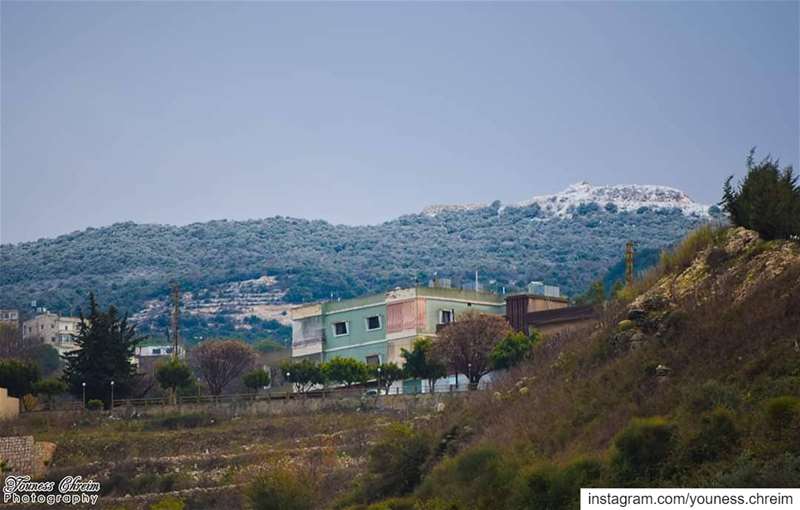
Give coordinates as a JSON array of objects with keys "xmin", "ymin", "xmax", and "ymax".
[
  {"xmin": 0, "ymin": 203, "xmax": 709, "ymax": 319},
  {"xmin": 336, "ymin": 227, "xmax": 800, "ymax": 509}
]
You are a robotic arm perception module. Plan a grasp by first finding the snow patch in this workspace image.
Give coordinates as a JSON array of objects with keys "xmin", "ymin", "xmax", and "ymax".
[{"xmin": 421, "ymin": 182, "xmax": 710, "ymax": 219}]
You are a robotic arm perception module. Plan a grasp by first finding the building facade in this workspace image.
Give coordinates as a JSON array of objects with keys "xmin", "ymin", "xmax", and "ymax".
[
  {"xmin": 292, "ymin": 283, "xmax": 597, "ymax": 361},
  {"xmin": 0, "ymin": 309, "xmax": 20, "ymax": 329},
  {"xmin": 291, "ymin": 286, "xmax": 506, "ymax": 365},
  {"xmin": 22, "ymin": 312, "xmax": 82, "ymax": 356}
]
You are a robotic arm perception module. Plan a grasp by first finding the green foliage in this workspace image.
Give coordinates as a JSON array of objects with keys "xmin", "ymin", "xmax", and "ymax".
[
  {"xmin": 149, "ymin": 496, "xmax": 185, "ymax": 510},
  {"xmin": 401, "ymin": 338, "xmax": 446, "ymax": 391},
  {"xmin": 155, "ymin": 358, "xmax": 194, "ymax": 393},
  {"xmin": 0, "ymin": 358, "xmax": 40, "ymax": 397},
  {"xmin": 0, "ymin": 205, "xmax": 706, "ymax": 325},
  {"xmin": 722, "ymin": 149, "xmax": 800, "ymax": 240},
  {"xmin": 511, "ymin": 458, "xmax": 605, "ymax": 510},
  {"xmin": 374, "ymin": 363, "xmax": 404, "ymax": 392},
  {"xmin": 616, "ymin": 320, "xmax": 635, "ymax": 332},
  {"xmin": 687, "ymin": 380, "xmax": 741, "ymax": 413},
  {"xmin": 32, "ymin": 377, "xmax": 67, "ymax": 406},
  {"xmin": 490, "ymin": 330, "xmax": 540, "ymax": 370},
  {"xmin": 764, "ymin": 396, "xmax": 800, "ymax": 435},
  {"xmin": 25, "ymin": 343, "xmax": 62, "ymax": 376},
  {"xmin": 659, "ymin": 224, "xmax": 722, "ymax": 273},
  {"xmin": 686, "ymin": 407, "xmax": 740, "ymax": 463},
  {"xmin": 420, "ymin": 447, "xmax": 517, "ymax": 510},
  {"xmin": 62, "ymin": 293, "xmax": 143, "ymax": 404},
  {"xmin": 610, "ymin": 417, "xmax": 676, "ymax": 485},
  {"xmin": 243, "ymin": 368, "xmax": 271, "ymax": 391},
  {"xmin": 244, "ymin": 467, "xmax": 315, "ymax": 510},
  {"xmin": 360, "ymin": 424, "xmax": 432, "ymax": 501},
  {"xmin": 324, "ymin": 357, "xmax": 370, "ymax": 388},
  {"xmin": 281, "ymin": 358, "xmax": 325, "ymax": 392},
  {"xmin": 86, "ymin": 399, "xmax": 103, "ymax": 411}
]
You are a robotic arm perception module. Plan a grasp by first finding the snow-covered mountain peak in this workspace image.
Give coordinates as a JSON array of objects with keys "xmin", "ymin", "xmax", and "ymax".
[{"xmin": 421, "ymin": 182, "xmax": 711, "ymax": 219}]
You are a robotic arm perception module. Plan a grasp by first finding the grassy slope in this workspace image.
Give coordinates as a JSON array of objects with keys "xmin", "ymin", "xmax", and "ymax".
[{"xmin": 352, "ymin": 227, "xmax": 800, "ymax": 509}]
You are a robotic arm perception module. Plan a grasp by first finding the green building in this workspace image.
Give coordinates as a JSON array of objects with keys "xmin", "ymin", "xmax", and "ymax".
[{"xmin": 290, "ymin": 286, "xmax": 507, "ymax": 367}]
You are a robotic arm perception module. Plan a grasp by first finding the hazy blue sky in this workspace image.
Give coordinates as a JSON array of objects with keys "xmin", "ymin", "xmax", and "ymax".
[{"xmin": 2, "ymin": 1, "xmax": 798, "ymax": 244}]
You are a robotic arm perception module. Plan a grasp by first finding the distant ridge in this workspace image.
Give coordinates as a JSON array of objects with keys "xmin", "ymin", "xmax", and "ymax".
[
  {"xmin": 1, "ymin": 181, "xmax": 720, "ymax": 344},
  {"xmin": 422, "ymin": 182, "xmax": 711, "ymax": 219}
]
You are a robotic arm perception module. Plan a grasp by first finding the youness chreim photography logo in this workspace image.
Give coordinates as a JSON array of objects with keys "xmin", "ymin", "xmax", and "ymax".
[{"xmin": 3, "ymin": 475, "xmax": 100, "ymax": 506}]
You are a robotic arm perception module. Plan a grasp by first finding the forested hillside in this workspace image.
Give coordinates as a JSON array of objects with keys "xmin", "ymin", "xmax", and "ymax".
[{"xmin": 1, "ymin": 184, "xmax": 715, "ymax": 326}]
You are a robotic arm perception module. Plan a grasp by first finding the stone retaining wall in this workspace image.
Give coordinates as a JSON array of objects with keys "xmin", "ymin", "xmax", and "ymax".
[{"xmin": 0, "ymin": 435, "xmax": 55, "ymax": 479}]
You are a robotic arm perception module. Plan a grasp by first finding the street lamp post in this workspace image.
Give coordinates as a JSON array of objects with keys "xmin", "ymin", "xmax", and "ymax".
[
  {"xmin": 285, "ymin": 371, "xmax": 291, "ymax": 400},
  {"xmin": 377, "ymin": 366, "xmax": 382, "ymax": 395},
  {"xmin": 110, "ymin": 380, "xmax": 115, "ymax": 410},
  {"xmin": 467, "ymin": 363, "xmax": 472, "ymax": 391},
  {"xmin": 81, "ymin": 382, "xmax": 86, "ymax": 409}
]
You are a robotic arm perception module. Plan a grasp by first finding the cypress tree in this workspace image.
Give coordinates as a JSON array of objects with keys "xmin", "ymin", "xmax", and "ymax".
[
  {"xmin": 722, "ymin": 149, "xmax": 800, "ymax": 240},
  {"xmin": 62, "ymin": 293, "xmax": 144, "ymax": 406}
]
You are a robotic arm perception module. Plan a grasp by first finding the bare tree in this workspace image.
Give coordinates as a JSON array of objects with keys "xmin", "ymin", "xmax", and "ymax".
[
  {"xmin": 192, "ymin": 340, "xmax": 256, "ymax": 395},
  {"xmin": 432, "ymin": 311, "xmax": 512, "ymax": 388}
]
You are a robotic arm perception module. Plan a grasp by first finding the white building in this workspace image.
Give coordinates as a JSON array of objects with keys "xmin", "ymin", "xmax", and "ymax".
[{"xmin": 22, "ymin": 312, "xmax": 82, "ymax": 356}]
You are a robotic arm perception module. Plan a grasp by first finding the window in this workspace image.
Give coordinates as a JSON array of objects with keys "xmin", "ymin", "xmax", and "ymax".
[
  {"xmin": 366, "ymin": 315, "xmax": 382, "ymax": 331},
  {"xmin": 333, "ymin": 321, "xmax": 349, "ymax": 336},
  {"xmin": 365, "ymin": 355, "xmax": 381, "ymax": 367},
  {"xmin": 152, "ymin": 348, "xmax": 161, "ymax": 355},
  {"xmin": 439, "ymin": 309, "xmax": 455, "ymax": 324}
]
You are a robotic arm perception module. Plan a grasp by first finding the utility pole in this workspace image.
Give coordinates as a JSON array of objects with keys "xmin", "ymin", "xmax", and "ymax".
[
  {"xmin": 170, "ymin": 282, "xmax": 180, "ymax": 360},
  {"xmin": 625, "ymin": 241, "xmax": 635, "ymax": 287}
]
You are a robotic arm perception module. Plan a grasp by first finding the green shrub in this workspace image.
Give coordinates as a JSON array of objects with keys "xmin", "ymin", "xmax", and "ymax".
[
  {"xmin": 412, "ymin": 499, "xmax": 461, "ymax": 510},
  {"xmin": 712, "ymin": 453, "xmax": 800, "ymax": 488},
  {"xmin": 0, "ymin": 359, "xmax": 40, "ymax": 397},
  {"xmin": 361, "ymin": 424, "xmax": 432, "ymax": 501},
  {"xmin": 764, "ymin": 396, "xmax": 800, "ymax": 435},
  {"xmin": 687, "ymin": 407, "xmax": 740, "ymax": 463},
  {"xmin": 610, "ymin": 417, "xmax": 676, "ymax": 485},
  {"xmin": 244, "ymin": 468, "xmax": 315, "ymax": 510},
  {"xmin": 149, "ymin": 496, "xmax": 185, "ymax": 510},
  {"xmin": 617, "ymin": 320, "xmax": 635, "ymax": 332},
  {"xmin": 420, "ymin": 447, "xmax": 516, "ymax": 510},
  {"xmin": 659, "ymin": 225, "xmax": 721, "ymax": 274},
  {"xmin": 86, "ymin": 399, "xmax": 104, "ymax": 411},
  {"xmin": 511, "ymin": 458, "xmax": 605, "ymax": 510},
  {"xmin": 364, "ymin": 497, "xmax": 417, "ymax": 510},
  {"xmin": 243, "ymin": 368, "xmax": 271, "ymax": 392},
  {"xmin": 687, "ymin": 380, "xmax": 741, "ymax": 413}
]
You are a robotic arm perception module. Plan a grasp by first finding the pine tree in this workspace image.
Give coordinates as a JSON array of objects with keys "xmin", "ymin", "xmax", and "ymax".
[
  {"xmin": 722, "ymin": 149, "xmax": 800, "ymax": 240},
  {"xmin": 62, "ymin": 293, "xmax": 143, "ymax": 406}
]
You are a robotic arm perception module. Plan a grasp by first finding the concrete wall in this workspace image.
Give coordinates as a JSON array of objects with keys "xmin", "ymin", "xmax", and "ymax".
[{"xmin": 0, "ymin": 387, "xmax": 19, "ymax": 421}]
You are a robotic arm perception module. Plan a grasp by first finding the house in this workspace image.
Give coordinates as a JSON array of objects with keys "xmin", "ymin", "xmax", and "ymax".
[
  {"xmin": 0, "ymin": 309, "xmax": 20, "ymax": 329},
  {"xmin": 22, "ymin": 312, "xmax": 82, "ymax": 356},
  {"xmin": 291, "ymin": 285, "xmax": 506, "ymax": 366},
  {"xmin": 134, "ymin": 344, "xmax": 186, "ymax": 375}
]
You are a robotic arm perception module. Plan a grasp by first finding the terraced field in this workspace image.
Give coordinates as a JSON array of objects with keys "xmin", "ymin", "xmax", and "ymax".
[{"xmin": 3, "ymin": 405, "xmax": 408, "ymax": 509}]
